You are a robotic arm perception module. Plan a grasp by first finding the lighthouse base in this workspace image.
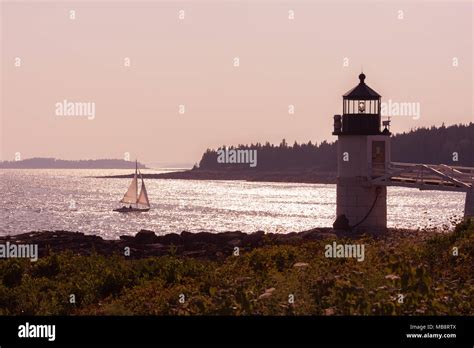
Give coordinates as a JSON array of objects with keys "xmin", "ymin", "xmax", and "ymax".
[
  {"xmin": 465, "ymin": 187, "xmax": 474, "ymax": 218},
  {"xmin": 335, "ymin": 177, "xmax": 387, "ymax": 233}
]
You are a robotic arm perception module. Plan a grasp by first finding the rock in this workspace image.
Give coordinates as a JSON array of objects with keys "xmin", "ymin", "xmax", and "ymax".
[
  {"xmin": 218, "ymin": 231, "xmax": 245, "ymax": 241},
  {"xmin": 156, "ymin": 233, "xmax": 182, "ymax": 245},
  {"xmin": 268, "ymin": 231, "xmax": 309, "ymax": 245},
  {"xmin": 134, "ymin": 230, "xmax": 158, "ymax": 244},
  {"xmin": 227, "ymin": 238, "xmax": 242, "ymax": 247},
  {"xmin": 242, "ymin": 231, "xmax": 265, "ymax": 247},
  {"xmin": 180, "ymin": 231, "xmax": 195, "ymax": 244},
  {"xmin": 333, "ymin": 214, "xmax": 350, "ymax": 230},
  {"xmin": 119, "ymin": 235, "xmax": 134, "ymax": 242},
  {"xmin": 194, "ymin": 232, "xmax": 221, "ymax": 244},
  {"xmin": 179, "ymin": 231, "xmax": 245, "ymax": 248},
  {"xmin": 300, "ymin": 229, "xmax": 324, "ymax": 240},
  {"xmin": 1, "ymin": 225, "xmax": 385, "ymax": 261},
  {"xmin": 147, "ymin": 243, "xmax": 166, "ymax": 249}
]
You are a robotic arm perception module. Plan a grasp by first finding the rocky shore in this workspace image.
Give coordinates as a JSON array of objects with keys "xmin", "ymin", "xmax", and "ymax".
[
  {"xmin": 0, "ymin": 227, "xmax": 425, "ymax": 261},
  {"xmin": 1, "ymin": 222, "xmax": 470, "ymax": 316}
]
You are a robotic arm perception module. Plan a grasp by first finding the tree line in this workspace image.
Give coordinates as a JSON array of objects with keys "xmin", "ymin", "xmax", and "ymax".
[{"xmin": 196, "ymin": 123, "xmax": 474, "ymax": 171}]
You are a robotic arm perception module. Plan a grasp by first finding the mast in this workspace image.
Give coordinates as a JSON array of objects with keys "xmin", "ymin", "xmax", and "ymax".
[{"xmin": 135, "ymin": 160, "xmax": 138, "ymax": 206}]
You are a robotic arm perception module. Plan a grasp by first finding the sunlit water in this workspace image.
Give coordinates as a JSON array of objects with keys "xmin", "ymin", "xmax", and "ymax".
[{"xmin": 0, "ymin": 169, "xmax": 465, "ymax": 239}]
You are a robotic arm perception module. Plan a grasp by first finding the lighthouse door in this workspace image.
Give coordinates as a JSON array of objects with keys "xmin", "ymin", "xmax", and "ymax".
[{"xmin": 372, "ymin": 141, "xmax": 385, "ymax": 176}]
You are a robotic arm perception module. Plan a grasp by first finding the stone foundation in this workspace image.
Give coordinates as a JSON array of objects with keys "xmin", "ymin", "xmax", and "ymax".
[{"xmin": 336, "ymin": 176, "xmax": 387, "ymax": 232}]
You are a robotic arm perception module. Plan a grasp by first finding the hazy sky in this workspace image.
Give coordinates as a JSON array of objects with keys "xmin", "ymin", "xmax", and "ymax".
[{"xmin": 1, "ymin": 0, "xmax": 472, "ymax": 166}]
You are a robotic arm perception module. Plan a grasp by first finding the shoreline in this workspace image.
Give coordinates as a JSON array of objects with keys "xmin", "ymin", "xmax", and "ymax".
[
  {"xmin": 0, "ymin": 221, "xmax": 471, "ymax": 315},
  {"xmin": 96, "ymin": 169, "xmax": 337, "ymax": 184},
  {"xmin": 1, "ymin": 227, "xmax": 428, "ymax": 261}
]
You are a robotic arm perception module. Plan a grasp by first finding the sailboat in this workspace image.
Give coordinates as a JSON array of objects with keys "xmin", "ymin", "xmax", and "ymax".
[{"xmin": 113, "ymin": 160, "xmax": 150, "ymax": 212}]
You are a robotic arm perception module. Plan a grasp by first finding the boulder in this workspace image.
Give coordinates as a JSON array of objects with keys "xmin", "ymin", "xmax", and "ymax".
[
  {"xmin": 333, "ymin": 214, "xmax": 350, "ymax": 230},
  {"xmin": 193, "ymin": 232, "xmax": 221, "ymax": 244},
  {"xmin": 242, "ymin": 230, "xmax": 265, "ymax": 247},
  {"xmin": 119, "ymin": 235, "xmax": 134, "ymax": 242},
  {"xmin": 156, "ymin": 233, "xmax": 182, "ymax": 245},
  {"xmin": 218, "ymin": 231, "xmax": 245, "ymax": 241},
  {"xmin": 180, "ymin": 231, "xmax": 195, "ymax": 244},
  {"xmin": 134, "ymin": 230, "xmax": 158, "ymax": 244},
  {"xmin": 300, "ymin": 229, "xmax": 325, "ymax": 241}
]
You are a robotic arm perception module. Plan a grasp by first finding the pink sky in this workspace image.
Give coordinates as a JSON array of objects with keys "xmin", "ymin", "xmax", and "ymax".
[{"xmin": 1, "ymin": 0, "xmax": 472, "ymax": 166}]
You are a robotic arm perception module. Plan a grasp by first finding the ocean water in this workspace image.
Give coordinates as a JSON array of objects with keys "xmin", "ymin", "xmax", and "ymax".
[{"xmin": 0, "ymin": 169, "xmax": 465, "ymax": 239}]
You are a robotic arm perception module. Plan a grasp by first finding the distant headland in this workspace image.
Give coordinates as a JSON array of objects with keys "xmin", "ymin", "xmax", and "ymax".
[{"xmin": 0, "ymin": 158, "xmax": 148, "ymax": 169}]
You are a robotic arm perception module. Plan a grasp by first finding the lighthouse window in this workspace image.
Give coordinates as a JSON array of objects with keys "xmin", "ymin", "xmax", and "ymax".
[{"xmin": 358, "ymin": 100, "xmax": 366, "ymax": 113}]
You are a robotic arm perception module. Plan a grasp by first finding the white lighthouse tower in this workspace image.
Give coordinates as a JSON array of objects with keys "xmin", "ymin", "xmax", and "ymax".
[{"xmin": 332, "ymin": 73, "xmax": 390, "ymax": 232}]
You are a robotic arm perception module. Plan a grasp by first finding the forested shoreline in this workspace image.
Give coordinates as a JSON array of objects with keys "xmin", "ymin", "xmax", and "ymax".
[{"xmin": 196, "ymin": 123, "xmax": 474, "ymax": 171}]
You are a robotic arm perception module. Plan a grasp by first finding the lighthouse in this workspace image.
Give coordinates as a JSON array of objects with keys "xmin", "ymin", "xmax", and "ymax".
[{"xmin": 332, "ymin": 73, "xmax": 390, "ymax": 232}]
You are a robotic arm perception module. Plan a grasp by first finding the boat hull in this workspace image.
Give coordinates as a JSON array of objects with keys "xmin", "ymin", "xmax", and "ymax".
[{"xmin": 113, "ymin": 207, "xmax": 150, "ymax": 213}]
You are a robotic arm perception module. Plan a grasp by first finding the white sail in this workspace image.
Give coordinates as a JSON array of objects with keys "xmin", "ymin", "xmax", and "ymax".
[
  {"xmin": 137, "ymin": 172, "xmax": 150, "ymax": 207},
  {"xmin": 120, "ymin": 161, "xmax": 138, "ymax": 204},
  {"xmin": 120, "ymin": 174, "xmax": 138, "ymax": 204}
]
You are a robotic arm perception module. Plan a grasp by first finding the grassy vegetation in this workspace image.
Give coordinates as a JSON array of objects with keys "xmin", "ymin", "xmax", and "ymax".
[{"xmin": 0, "ymin": 220, "xmax": 472, "ymax": 316}]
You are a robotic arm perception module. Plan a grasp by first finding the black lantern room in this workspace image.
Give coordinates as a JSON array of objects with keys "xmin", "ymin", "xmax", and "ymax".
[{"xmin": 333, "ymin": 73, "xmax": 385, "ymax": 135}]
